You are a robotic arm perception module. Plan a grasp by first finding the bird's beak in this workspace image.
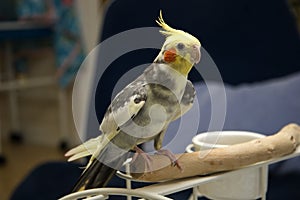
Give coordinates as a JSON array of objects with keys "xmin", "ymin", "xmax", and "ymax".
[{"xmin": 191, "ymin": 45, "xmax": 201, "ymax": 64}]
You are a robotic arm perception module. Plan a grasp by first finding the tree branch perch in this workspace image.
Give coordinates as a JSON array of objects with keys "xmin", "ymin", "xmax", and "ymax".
[{"xmin": 130, "ymin": 123, "xmax": 300, "ymax": 182}]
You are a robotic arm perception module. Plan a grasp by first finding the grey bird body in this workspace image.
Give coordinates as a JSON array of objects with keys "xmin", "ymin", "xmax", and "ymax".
[{"xmin": 71, "ymin": 63, "xmax": 195, "ymax": 191}]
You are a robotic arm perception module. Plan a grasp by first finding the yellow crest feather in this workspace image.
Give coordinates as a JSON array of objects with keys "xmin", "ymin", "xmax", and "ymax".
[
  {"xmin": 156, "ymin": 10, "xmax": 201, "ymax": 46},
  {"xmin": 156, "ymin": 10, "xmax": 182, "ymax": 36}
]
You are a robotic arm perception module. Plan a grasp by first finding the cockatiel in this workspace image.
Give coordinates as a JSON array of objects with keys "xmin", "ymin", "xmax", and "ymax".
[{"xmin": 65, "ymin": 11, "xmax": 201, "ymax": 192}]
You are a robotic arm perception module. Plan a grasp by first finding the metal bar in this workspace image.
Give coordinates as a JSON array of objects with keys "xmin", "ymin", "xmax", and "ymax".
[
  {"xmin": 0, "ymin": 76, "xmax": 55, "ymax": 91},
  {"xmin": 5, "ymin": 41, "xmax": 20, "ymax": 132},
  {"xmin": 0, "ymin": 120, "xmax": 2, "ymax": 154},
  {"xmin": 126, "ymin": 162, "xmax": 132, "ymax": 200},
  {"xmin": 0, "ymin": 21, "xmax": 51, "ymax": 31},
  {"xmin": 59, "ymin": 188, "xmax": 172, "ymax": 200},
  {"xmin": 58, "ymin": 88, "xmax": 68, "ymax": 143}
]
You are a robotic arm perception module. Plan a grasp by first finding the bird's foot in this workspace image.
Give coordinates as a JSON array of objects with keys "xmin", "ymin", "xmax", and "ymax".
[
  {"xmin": 131, "ymin": 146, "xmax": 153, "ymax": 173},
  {"xmin": 155, "ymin": 149, "xmax": 182, "ymax": 171}
]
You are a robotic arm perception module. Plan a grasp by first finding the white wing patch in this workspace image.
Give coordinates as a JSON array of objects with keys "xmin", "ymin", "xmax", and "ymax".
[
  {"xmin": 100, "ymin": 80, "xmax": 147, "ymax": 134},
  {"xmin": 112, "ymin": 94, "xmax": 146, "ymax": 128}
]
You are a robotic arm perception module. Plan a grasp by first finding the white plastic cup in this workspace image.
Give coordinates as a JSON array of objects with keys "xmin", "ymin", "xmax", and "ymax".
[{"xmin": 186, "ymin": 131, "xmax": 268, "ymax": 200}]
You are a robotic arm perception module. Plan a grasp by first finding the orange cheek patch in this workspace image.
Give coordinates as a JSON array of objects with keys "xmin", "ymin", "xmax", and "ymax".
[{"xmin": 163, "ymin": 48, "xmax": 177, "ymax": 63}]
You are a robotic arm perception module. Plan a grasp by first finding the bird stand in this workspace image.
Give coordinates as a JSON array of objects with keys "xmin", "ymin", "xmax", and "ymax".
[
  {"xmin": 60, "ymin": 124, "xmax": 300, "ymax": 200},
  {"xmin": 185, "ymin": 131, "xmax": 268, "ymax": 200}
]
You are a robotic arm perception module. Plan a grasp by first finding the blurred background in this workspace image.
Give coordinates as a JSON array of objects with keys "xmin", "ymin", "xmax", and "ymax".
[
  {"xmin": 0, "ymin": 0, "xmax": 101, "ymax": 199},
  {"xmin": 0, "ymin": 0, "xmax": 300, "ymax": 199}
]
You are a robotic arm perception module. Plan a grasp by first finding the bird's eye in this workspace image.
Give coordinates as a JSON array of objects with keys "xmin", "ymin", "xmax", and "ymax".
[{"xmin": 177, "ymin": 43, "xmax": 185, "ymax": 50}]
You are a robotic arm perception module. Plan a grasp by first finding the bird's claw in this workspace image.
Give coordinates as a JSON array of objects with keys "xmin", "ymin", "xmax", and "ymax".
[
  {"xmin": 131, "ymin": 146, "xmax": 153, "ymax": 173},
  {"xmin": 171, "ymin": 159, "xmax": 183, "ymax": 171},
  {"xmin": 155, "ymin": 149, "xmax": 183, "ymax": 171}
]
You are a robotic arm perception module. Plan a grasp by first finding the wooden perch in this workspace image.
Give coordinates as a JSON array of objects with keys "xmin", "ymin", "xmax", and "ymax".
[{"xmin": 130, "ymin": 123, "xmax": 300, "ymax": 182}]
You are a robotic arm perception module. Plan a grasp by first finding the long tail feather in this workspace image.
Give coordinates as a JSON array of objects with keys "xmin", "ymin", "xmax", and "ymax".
[
  {"xmin": 70, "ymin": 132, "xmax": 134, "ymax": 192},
  {"xmin": 71, "ymin": 152, "xmax": 129, "ymax": 192},
  {"xmin": 72, "ymin": 159, "xmax": 116, "ymax": 192},
  {"xmin": 65, "ymin": 136, "xmax": 101, "ymax": 161}
]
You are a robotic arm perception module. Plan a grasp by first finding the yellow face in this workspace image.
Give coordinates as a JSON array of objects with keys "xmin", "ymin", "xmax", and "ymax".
[
  {"xmin": 162, "ymin": 41, "xmax": 201, "ymax": 76},
  {"xmin": 156, "ymin": 11, "xmax": 201, "ymax": 76}
]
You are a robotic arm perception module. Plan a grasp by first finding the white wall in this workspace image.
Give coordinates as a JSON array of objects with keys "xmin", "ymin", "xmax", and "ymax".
[{"xmin": 75, "ymin": 0, "xmax": 104, "ymax": 53}]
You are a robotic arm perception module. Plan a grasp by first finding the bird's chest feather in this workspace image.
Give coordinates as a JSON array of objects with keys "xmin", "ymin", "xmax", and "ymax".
[
  {"xmin": 135, "ymin": 73, "xmax": 187, "ymax": 126},
  {"xmin": 145, "ymin": 63, "xmax": 187, "ymax": 104}
]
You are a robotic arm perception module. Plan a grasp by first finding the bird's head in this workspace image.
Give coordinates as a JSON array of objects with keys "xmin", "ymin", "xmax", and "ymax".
[{"xmin": 154, "ymin": 11, "xmax": 201, "ymax": 76}]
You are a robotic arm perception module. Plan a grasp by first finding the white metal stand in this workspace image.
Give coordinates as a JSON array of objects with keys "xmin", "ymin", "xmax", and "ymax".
[{"xmin": 60, "ymin": 146, "xmax": 300, "ymax": 200}]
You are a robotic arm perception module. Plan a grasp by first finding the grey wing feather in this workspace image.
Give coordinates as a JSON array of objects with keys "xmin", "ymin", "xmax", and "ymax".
[
  {"xmin": 66, "ymin": 77, "xmax": 148, "ymax": 163},
  {"xmin": 172, "ymin": 80, "xmax": 196, "ymax": 121},
  {"xmin": 96, "ymin": 78, "xmax": 148, "ymax": 160},
  {"xmin": 100, "ymin": 77, "xmax": 148, "ymax": 134}
]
